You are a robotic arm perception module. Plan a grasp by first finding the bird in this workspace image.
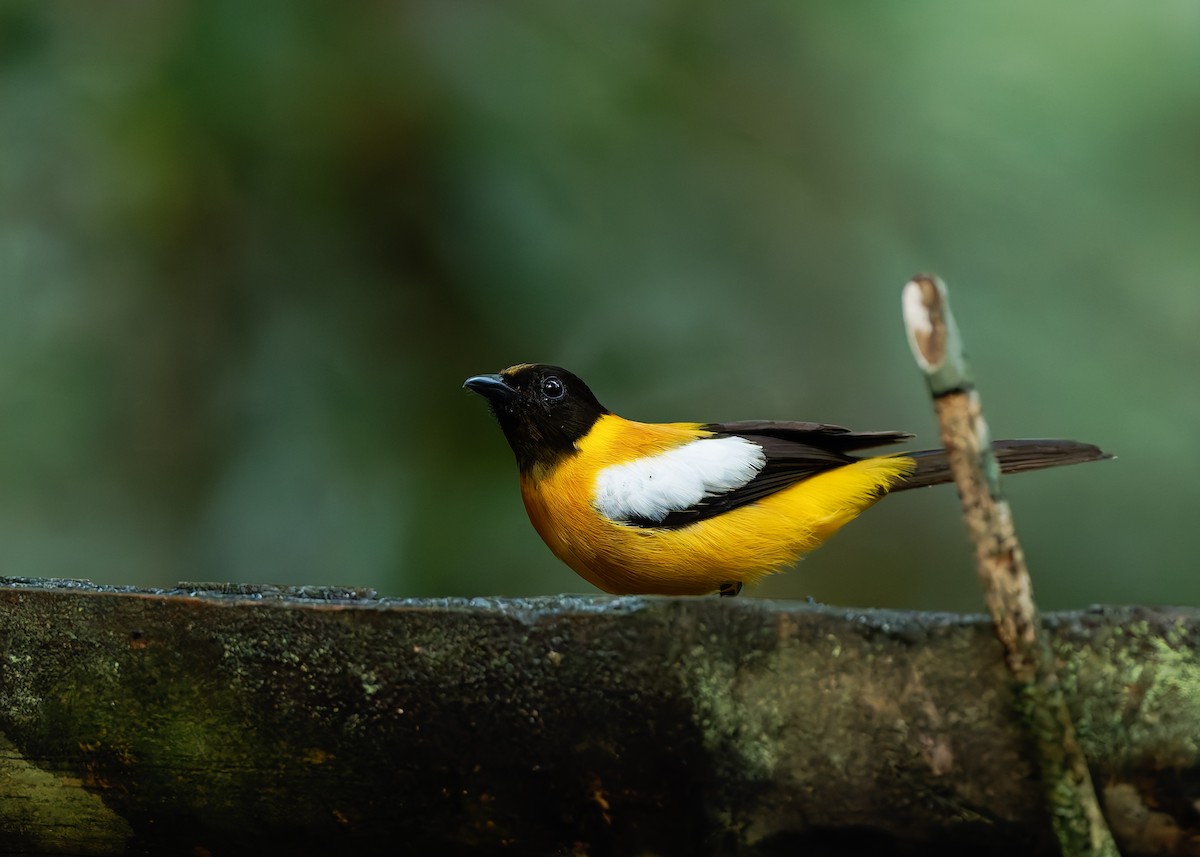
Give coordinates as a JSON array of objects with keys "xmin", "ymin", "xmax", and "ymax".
[{"xmin": 464, "ymin": 363, "xmax": 1109, "ymax": 597}]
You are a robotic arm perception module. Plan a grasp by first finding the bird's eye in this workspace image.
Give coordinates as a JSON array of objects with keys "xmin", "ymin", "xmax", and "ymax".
[{"xmin": 541, "ymin": 376, "xmax": 565, "ymax": 400}]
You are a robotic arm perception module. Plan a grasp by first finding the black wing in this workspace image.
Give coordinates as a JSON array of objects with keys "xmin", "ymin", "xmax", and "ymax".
[
  {"xmin": 707, "ymin": 421, "xmax": 913, "ymax": 451},
  {"xmin": 628, "ymin": 421, "xmax": 913, "ymax": 529}
]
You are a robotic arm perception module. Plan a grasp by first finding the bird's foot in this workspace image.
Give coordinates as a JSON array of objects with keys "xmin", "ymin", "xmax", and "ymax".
[{"xmin": 718, "ymin": 581, "xmax": 743, "ymax": 598}]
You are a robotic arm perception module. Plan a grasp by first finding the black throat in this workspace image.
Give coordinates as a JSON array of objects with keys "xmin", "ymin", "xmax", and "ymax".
[{"xmin": 491, "ymin": 401, "xmax": 604, "ymax": 473}]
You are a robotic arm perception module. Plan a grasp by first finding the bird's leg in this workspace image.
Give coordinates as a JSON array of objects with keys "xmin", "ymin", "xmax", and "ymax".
[{"xmin": 718, "ymin": 582, "xmax": 743, "ymax": 598}]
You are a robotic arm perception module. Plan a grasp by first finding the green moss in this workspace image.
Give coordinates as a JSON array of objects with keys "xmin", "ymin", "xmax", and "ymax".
[{"xmin": 0, "ymin": 734, "xmax": 131, "ymax": 852}]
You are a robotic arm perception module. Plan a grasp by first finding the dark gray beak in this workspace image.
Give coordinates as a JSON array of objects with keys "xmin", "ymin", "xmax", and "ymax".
[{"xmin": 464, "ymin": 374, "xmax": 516, "ymax": 402}]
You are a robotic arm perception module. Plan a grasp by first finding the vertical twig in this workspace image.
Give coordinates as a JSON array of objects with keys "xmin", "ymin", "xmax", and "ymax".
[{"xmin": 901, "ymin": 274, "xmax": 1117, "ymax": 857}]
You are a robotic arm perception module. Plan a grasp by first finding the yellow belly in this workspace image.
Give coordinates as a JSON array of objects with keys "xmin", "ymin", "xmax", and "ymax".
[{"xmin": 518, "ymin": 416, "xmax": 915, "ymax": 595}]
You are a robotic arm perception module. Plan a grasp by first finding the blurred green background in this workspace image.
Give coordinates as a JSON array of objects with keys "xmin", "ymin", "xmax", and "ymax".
[{"xmin": 1, "ymin": 2, "xmax": 1196, "ymax": 610}]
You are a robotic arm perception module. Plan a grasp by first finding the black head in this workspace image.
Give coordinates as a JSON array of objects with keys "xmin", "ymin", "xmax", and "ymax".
[{"xmin": 464, "ymin": 363, "xmax": 608, "ymax": 472}]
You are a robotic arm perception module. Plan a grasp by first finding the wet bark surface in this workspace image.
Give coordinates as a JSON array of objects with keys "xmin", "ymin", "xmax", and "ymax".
[{"xmin": 0, "ymin": 579, "xmax": 1194, "ymax": 856}]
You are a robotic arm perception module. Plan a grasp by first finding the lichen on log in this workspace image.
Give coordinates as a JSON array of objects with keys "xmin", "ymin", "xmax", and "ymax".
[{"xmin": 0, "ymin": 579, "xmax": 1195, "ymax": 856}]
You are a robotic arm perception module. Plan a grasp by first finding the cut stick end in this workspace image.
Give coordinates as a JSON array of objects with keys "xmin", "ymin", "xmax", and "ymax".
[
  {"xmin": 902, "ymin": 275, "xmax": 945, "ymax": 372},
  {"xmin": 902, "ymin": 274, "xmax": 972, "ymax": 395}
]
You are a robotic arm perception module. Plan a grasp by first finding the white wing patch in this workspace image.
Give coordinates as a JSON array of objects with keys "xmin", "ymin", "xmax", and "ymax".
[{"xmin": 593, "ymin": 436, "xmax": 766, "ymax": 524}]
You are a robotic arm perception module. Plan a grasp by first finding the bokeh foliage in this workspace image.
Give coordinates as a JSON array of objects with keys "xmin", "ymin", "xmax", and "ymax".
[{"xmin": 1, "ymin": 2, "xmax": 1196, "ymax": 609}]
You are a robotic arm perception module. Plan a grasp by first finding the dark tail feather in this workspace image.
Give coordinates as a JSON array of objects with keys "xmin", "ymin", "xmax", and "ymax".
[{"xmin": 892, "ymin": 439, "xmax": 1113, "ymax": 491}]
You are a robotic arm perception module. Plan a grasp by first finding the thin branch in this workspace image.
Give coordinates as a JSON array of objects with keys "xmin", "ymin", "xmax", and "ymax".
[{"xmin": 902, "ymin": 274, "xmax": 1118, "ymax": 857}]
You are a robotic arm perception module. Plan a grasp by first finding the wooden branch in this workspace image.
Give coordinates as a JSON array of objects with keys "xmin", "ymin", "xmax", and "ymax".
[
  {"xmin": 0, "ymin": 580, "xmax": 1195, "ymax": 856},
  {"xmin": 902, "ymin": 274, "xmax": 1118, "ymax": 856}
]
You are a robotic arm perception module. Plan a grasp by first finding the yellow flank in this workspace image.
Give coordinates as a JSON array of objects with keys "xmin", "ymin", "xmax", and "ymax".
[{"xmin": 518, "ymin": 414, "xmax": 916, "ymax": 596}]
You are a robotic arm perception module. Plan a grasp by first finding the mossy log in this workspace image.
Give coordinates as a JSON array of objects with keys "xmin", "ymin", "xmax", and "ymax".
[{"xmin": 0, "ymin": 579, "xmax": 1195, "ymax": 856}]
